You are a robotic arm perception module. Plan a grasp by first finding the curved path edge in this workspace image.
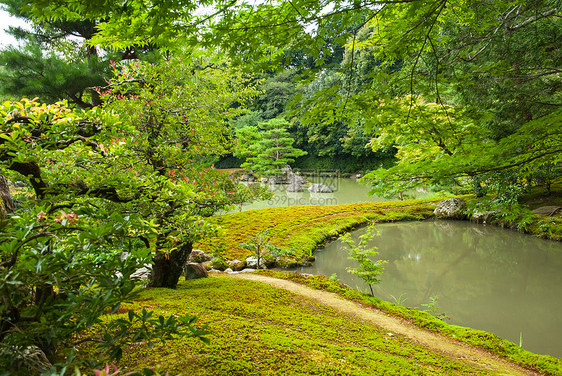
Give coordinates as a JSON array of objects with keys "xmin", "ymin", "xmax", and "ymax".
[{"xmin": 228, "ymin": 272, "xmax": 541, "ymax": 376}]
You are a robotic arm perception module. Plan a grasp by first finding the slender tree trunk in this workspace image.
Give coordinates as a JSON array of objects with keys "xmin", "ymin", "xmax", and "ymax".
[{"xmin": 149, "ymin": 243, "xmax": 192, "ymax": 289}]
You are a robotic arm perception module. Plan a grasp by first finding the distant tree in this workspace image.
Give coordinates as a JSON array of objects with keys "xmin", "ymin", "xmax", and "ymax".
[{"xmin": 239, "ymin": 118, "xmax": 307, "ymax": 177}]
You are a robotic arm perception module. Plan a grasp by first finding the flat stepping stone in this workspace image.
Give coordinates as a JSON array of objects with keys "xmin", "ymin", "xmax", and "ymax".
[{"xmin": 531, "ymin": 206, "xmax": 562, "ymax": 216}]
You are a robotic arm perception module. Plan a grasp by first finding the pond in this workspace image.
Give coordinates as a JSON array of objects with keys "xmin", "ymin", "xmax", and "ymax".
[
  {"xmin": 238, "ymin": 177, "xmax": 426, "ymax": 211},
  {"xmin": 300, "ymin": 220, "xmax": 562, "ymax": 358}
]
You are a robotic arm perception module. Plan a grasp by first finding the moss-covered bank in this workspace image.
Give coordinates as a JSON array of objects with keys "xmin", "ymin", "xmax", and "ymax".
[
  {"xmin": 198, "ymin": 198, "xmax": 438, "ymax": 266},
  {"xmin": 197, "ymin": 196, "xmax": 562, "ymax": 269},
  {"xmin": 85, "ymin": 275, "xmax": 560, "ymax": 375}
]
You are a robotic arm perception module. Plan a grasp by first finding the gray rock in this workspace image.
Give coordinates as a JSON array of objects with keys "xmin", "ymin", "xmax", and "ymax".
[
  {"xmin": 269, "ymin": 176, "xmax": 284, "ymax": 185},
  {"xmin": 14, "ymin": 346, "xmax": 52, "ymax": 376},
  {"xmin": 433, "ymin": 198, "xmax": 467, "ymax": 219},
  {"xmin": 245, "ymin": 256, "xmax": 258, "ymax": 268},
  {"xmin": 239, "ymin": 268, "xmax": 256, "ymax": 273},
  {"xmin": 287, "ymin": 172, "xmax": 305, "ymax": 185},
  {"xmin": 245, "ymin": 256, "xmax": 268, "ymax": 269},
  {"xmin": 308, "ymin": 183, "xmax": 334, "ymax": 193},
  {"xmin": 131, "ymin": 266, "xmax": 152, "ymax": 279},
  {"xmin": 189, "ymin": 249, "xmax": 213, "ymax": 263},
  {"xmin": 471, "ymin": 211, "xmax": 498, "ymax": 223},
  {"xmin": 286, "ymin": 183, "xmax": 304, "ymax": 192},
  {"xmin": 184, "ymin": 262, "xmax": 208, "ymax": 279},
  {"xmin": 226, "ymin": 259, "xmax": 245, "ymax": 271},
  {"xmin": 224, "ymin": 268, "xmax": 233, "ymax": 273}
]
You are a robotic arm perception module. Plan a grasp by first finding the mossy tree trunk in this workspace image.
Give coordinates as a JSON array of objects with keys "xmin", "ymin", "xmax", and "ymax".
[
  {"xmin": 149, "ymin": 243, "xmax": 192, "ymax": 289},
  {"xmin": 0, "ymin": 175, "xmax": 15, "ymax": 221}
]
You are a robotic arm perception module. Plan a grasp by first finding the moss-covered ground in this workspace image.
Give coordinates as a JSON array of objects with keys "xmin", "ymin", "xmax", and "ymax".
[
  {"xmin": 197, "ymin": 198, "xmax": 438, "ymax": 264},
  {"xmin": 197, "ymin": 192, "xmax": 561, "ymax": 268},
  {"xmin": 255, "ymin": 271, "xmax": 562, "ymax": 376},
  {"xmin": 77, "ymin": 184, "xmax": 562, "ymax": 374},
  {"xmin": 92, "ymin": 275, "xmax": 545, "ymax": 376}
]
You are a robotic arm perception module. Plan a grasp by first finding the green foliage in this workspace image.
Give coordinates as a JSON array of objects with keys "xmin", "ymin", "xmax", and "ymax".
[
  {"xmin": 0, "ymin": 41, "xmax": 107, "ymax": 107},
  {"xmin": 0, "ymin": 53, "xmax": 266, "ymax": 370},
  {"xmin": 240, "ymin": 228, "xmax": 290, "ymax": 269},
  {"xmin": 0, "ymin": 0, "xmax": 125, "ymax": 108},
  {"xmin": 239, "ymin": 118, "xmax": 307, "ymax": 177},
  {"xmin": 95, "ymin": 54, "xmax": 268, "ymax": 288},
  {"xmin": 420, "ymin": 296, "xmax": 449, "ymax": 321},
  {"xmin": 340, "ymin": 225, "xmax": 385, "ymax": 296}
]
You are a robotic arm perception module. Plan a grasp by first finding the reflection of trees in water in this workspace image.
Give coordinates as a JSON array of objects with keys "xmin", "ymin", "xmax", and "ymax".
[
  {"xmin": 310, "ymin": 221, "xmax": 562, "ymax": 299},
  {"xmin": 352, "ymin": 221, "xmax": 562, "ymax": 304},
  {"xmin": 305, "ymin": 220, "xmax": 562, "ymax": 356}
]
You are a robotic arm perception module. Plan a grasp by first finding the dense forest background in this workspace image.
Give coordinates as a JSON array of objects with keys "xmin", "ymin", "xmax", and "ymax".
[{"xmin": 0, "ymin": 0, "xmax": 560, "ymax": 374}]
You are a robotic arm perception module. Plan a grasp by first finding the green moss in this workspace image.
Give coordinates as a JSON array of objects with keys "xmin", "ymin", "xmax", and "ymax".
[
  {"xmin": 89, "ymin": 276, "xmax": 496, "ymax": 375},
  {"xmin": 197, "ymin": 198, "xmax": 438, "ymax": 264},
  {"xmin": 256, "ymin": 270, "xmax": 562, "ymax": 376}
]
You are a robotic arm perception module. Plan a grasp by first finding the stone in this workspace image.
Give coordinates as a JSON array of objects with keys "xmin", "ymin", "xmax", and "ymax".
[
  {"xmin": 224, "ymin": 268, "xmax": 233, "ymax": 273},
  {"xmin": 14, "ymin": 346, "xmax": 52, "ymax": 376},
  {"xmin": 239, "ymin": 268, "xmax": 256, "ymax": 273},
  {"xmin": 184, "ymin": 262, "xmax": 208, "ymax": 279},
  {"xmin": 245, "ymin": 256, "xmax": 258, "ymax": 268},
  {"xmin": 308, "ymin": 183, "xmax": 334, "ymax": 193},
  {"xmin": 433, "ymin": 198, "xmax": 467, "ymax": 219},
  {"xmin": 226, "ymin": 259, "xmax": 245, "ymax": 271},
  {"xmin": 471, "ymin": 211, "xmax": 498, "ymax": 223},
  {"xmin": 286, "ymin": 183, "xmax": 304, "ymax": 192},
  {"xmin": 287, "ymin": 171, "xmax": 305, "ymax": 185},
  {"xmin": 531, "ymin": 206, "xmax": 562, "ymax": 216},
  {"xmin": 245, "ymin": 256, "xmax": 268, "ymax": 269},
  {"xmin": 188, "ymin": 249, "xmax": 213, "ymax": 263},
  {"xmin": 269, "ymin": 176, "xmax": 284, "ymax": 185},
  {"xmin": 131, "ymin": 266, "xmax": 152, "ymax": 279}
]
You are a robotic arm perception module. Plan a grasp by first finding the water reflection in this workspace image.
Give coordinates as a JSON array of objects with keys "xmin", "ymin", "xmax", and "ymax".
[
  {"xmin": 239, "ymin": 178, "xmax": 425, "ymax": 211},
  {"xmin": 301, "ymin": 220, "xmax": 562, "ymax": 358}
]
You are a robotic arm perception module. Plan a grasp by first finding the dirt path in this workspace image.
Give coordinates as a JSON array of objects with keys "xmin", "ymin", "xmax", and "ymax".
[{"xmin": 230, "ymin": 273, "xmax": 541, "ymax": 376}]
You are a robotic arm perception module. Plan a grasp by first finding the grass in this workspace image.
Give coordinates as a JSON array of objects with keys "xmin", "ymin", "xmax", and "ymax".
[{"xmin": 88, "ymin": 276, "xmax": 497, "ymax": 376}]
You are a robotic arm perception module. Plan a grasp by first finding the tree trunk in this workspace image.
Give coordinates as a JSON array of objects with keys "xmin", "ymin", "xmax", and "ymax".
[
  {"xmin": 0, "ymin": 175, "xmax": 15, "ymax": 220},
  {"xmin": 473, "ymin": 177, "xmax": 485, "ymax": 198},
  {"xmin": 149, "ymin": 243, "xmax": 192, "ymax": 289}
]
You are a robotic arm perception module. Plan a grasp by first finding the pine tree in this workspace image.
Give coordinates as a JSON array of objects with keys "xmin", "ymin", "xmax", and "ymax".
[{"xmin": 241, "ymin": 118, "xmax": 307, "ymax": 177}]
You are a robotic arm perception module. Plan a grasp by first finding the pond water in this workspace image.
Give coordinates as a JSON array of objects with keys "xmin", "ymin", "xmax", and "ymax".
[
  {"xmin": 300, "ymin": 220, "xmax": 562, "ymax": 358},
  {"xmin": 239, "ymin": 177, "xmax": 425, "ymax": 211}
]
